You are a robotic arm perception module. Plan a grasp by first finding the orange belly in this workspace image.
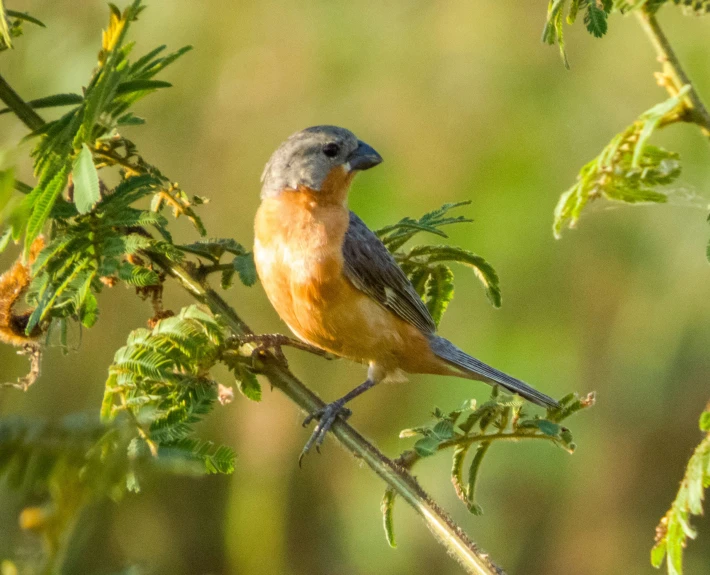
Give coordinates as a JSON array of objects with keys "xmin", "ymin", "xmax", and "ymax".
[{"xmin": 253, "ymin": 191, "xmax": 449, "ymax": 375}]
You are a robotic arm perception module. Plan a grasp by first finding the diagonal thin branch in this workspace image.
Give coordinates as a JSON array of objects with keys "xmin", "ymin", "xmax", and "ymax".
[
  {"xmin": 0, "ymin": 73, "xmax": 504, "ymax": 575},
  {"xmin": 635, "ymin": 9, "xmax": 710, "ymax": 139},
  {"xmin": 153, "ymin": 253, "xmax": 505, "ymax": 575}
]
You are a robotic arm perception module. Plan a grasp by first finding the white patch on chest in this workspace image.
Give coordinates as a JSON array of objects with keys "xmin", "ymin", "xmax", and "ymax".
[{"xmin": 254, "ymin": 238, "xmax": 327, "ymax": 285}]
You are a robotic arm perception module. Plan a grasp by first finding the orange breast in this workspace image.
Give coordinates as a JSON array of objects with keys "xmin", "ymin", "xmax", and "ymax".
[{"xmin": 253, "ymin": 187, "xmax": 453, "ymax": 376}]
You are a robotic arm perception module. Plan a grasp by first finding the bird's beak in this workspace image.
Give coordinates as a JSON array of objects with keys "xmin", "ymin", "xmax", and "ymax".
[{"xmin": 345, "ymin": 140, "xmax": 383, "ymax": 172}]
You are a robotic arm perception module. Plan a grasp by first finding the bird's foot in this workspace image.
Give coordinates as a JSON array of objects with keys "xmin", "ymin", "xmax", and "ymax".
[
  {"xmin": 232, "ymin": 333, "xmax": 331, "ymax": 367},
  {"xmin": 299, "ymin": 400, "xmax": 352, "ymax": 465}
]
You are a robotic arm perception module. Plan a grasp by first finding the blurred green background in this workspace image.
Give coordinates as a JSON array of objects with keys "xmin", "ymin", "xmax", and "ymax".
[{"xmin": 1, "ymin": 2, "xmax": 710, "ymax": 574}]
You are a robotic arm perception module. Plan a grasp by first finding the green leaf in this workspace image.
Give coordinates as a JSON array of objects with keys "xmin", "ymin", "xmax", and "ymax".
[
  {"xmin": 424, "ymin": 265, "xmax": 455, "ymax": 326},
  {"xmin": 24, "ymin": 163, "xmax": 71, "ymax": 254},
  {"xmin": 179, "ymin": 238, "xmax": 247, "ymax": 261},
  {"xmin": 72, "ymin": 144, "xmax": 101, "ymax": 214},
  {"xmin": 584, "ymin": 3, "xmax": 608, "ymax": 37},
  {"xmin": 0, "ymin": 167, "xmax": 14, "ymax": 212},
  {"xmin": 408, "ymin": 245, "xmax": 501, "ymax": 308},
  {"xmin": 0, "ymin": 3, "xmax": 12, "ymax": 50},
  {"xmin": 116, "ymin": 112, "xmax": 145, "ymax": 126},
  {"xmin": 466, "ymin": 441, "xmax": 491, "ymax": 515},
  {"xmin": 234, "ymin": 365, "xmax": 261, "ymax": 402},
  {"xmin": 376, "ymin": 201, "xmax": 473, "ymax": 251},
  {"xmin": 650, "ymin": 540, "xmax": 667, "ymax": 569},
  {"xmin": 79, "ymin": 292, "xmax": 99, "ymax": 328},
  {"xmin": 233, "ymin": 253, "xmax": 257, "ymax": 286},
  {"xmin": 700, "ymin": 411, "xmax": 710, "ymax": 432},
  {"xmin": 0, "ymin": 228, "xmax": 11, "ymax": 253},
  {"xmin": 0, "ymin": 93, "xmax": 82, "ymax": 116},
  {"xmin": 118, "ymin": 262, "xmax": 160, "ymax": 287},
  {"xmin": 413, "ymin": 436, "xmax": 440, "ymax": 457},
  {"xmin": 451, "ymin": 444, "xmax": 469, "ymax": 505},
  {"xmin": 541, "ymin": 0, "xmax": 570, "ymax": 69},
  {"xmin": 381, "ymin": 488, "xmax": 397, "ymax": 548},
  {"xmin": 433, "ymin": 418, "xmax": 455, "ymax": 441},
  {"xmin": 536, "ymin": 419, "xmax": 561, "ymax": 436},
  {"xmin": 5, "ymin": 10, "xmax": 46, "ymax": 27},
  {"xmin": 633, "ymin": 86, "xmax": 690, "ymax": 169},
  {"xmin": 115, "ymin": 80, "xmax": 172, "ymax": 95}
]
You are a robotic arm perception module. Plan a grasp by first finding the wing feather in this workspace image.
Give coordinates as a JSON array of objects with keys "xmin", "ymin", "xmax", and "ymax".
[{"xmin": 342, "ymin": 212, "xmax": 436, "ymax": 334}]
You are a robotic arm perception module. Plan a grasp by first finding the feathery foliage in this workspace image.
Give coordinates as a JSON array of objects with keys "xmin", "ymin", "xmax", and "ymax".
[
  {"xmin": 382, "ymin": 389, "xmax": 595, "ymax": 546},
  {"xmin": 553, "ymin": 88, "xmax": 687, "ymax": 238},
  {"xmin": 0, "ymin": 5, "xmax": 45, "ymax": 52},
  {"xmin": 376, "ymin": 202, "xmax": 502, "ymax": 316},
  {"xmin": 0, "ymin": 411, "xmax": 232, "ymax": 574},
  {"xmin": 541, "ymin": 0, "xmax": 710, "ymax": 572},
  {"xmin": 651, "ymin": 406, "xmax": 710, "ymax": 575},
  {"xmin": 542, "ymin": 0, "xmax": 708, "ymax": 68}
]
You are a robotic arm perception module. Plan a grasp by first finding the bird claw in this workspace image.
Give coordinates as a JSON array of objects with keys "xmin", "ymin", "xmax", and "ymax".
[{"xmin": 299, "ymin": 401, "xmax": 352, "ymax": 465}]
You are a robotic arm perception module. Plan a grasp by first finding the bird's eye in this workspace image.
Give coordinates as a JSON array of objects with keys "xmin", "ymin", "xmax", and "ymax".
[{"xmin": 322, "ymin": 142, "xmax": 340, "ymax": 158}]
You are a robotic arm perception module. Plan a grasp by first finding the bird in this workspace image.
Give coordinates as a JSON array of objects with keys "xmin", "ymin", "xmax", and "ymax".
[{"xmin": 253, "ymin": 125, "xmax": 558, "ymax": 458}]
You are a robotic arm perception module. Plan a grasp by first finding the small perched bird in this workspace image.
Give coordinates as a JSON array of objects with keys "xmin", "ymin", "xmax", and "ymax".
[{"xmin": 254, "ymin": 126, "xmax": 558, "ymax": 457}]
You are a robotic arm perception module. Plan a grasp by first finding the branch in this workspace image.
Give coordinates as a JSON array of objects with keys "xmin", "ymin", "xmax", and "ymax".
[
  {"xmin": 153, "ymin": 254, "xmax": 505, "ymax": 575},
  {"xmin": 0, "ymin": 73, "xmax": 44, "ymax": 131},
  {"xmin": 0, "ymin": 73, "xmax": 505, "ymax": 575},
  {"xmin": 636, "ymin": 9, "xmax": 710, "ymax": 138}
]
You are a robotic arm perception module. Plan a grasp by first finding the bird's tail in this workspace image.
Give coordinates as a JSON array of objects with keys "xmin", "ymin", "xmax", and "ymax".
[{"xmin": 428, "ymin": 335, "xmax": 559, "ymax": 409}]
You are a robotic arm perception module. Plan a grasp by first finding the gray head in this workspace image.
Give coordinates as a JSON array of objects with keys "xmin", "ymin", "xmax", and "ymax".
[{"xmin": 261, "ymin": 125, "xmax": 382, "ymax": 198}]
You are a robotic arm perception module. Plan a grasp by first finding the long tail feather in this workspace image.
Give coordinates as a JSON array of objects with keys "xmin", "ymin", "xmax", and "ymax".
[{"xmin": 429, "ymin": 336, "xmax": 559, "ymax": 409}]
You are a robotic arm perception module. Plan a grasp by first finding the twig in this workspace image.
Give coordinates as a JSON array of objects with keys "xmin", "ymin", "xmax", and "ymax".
[
  {"xmin": 0, "ymin": 72, "xmax": 505, "ymax": 575},
  {"xmin": 636, "ymin": 9, "xmax": 710, "ymax": 138},
  {"xmin": 0, "ymin": 74, "xmax": 44, "ymax": 131},
  {"xmin": 1, "ymin": 343, "xmax": 41, "ymax": 391},
  {"xmin": 396, "ymin": 429, "xmax": 575, "ymax": 472}
]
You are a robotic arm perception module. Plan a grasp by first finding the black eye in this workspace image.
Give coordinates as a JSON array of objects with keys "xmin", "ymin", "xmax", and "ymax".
[{"xmin": 322, "ymin": 142, "xmax": 340, "ymax": 158}]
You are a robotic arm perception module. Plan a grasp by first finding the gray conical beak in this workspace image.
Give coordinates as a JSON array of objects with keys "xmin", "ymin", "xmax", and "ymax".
[{"xmin": 345, "ymin": 140, "xmax": 383, "ymax": 172}]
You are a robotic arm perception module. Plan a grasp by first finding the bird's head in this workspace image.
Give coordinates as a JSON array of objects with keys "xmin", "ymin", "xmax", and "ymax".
[{"xmin": 261, "ymin": 125, "xmax": 382, "ymax": 200}]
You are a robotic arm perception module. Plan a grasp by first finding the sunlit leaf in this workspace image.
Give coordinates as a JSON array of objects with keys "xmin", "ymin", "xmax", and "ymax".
[{"xmin": 72, "ymin": 144, "xmax": 101, "ymax": 214}]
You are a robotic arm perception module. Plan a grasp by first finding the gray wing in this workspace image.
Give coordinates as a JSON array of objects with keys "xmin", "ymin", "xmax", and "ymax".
[{"xmin": 342, "ymin": 212, "xmax": 436, "ymax": 334}]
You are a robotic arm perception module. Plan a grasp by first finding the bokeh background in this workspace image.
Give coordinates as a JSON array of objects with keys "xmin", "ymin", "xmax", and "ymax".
[{"xmin": 1, "ymin": 2, "xmax": 710, "ymax": 574}]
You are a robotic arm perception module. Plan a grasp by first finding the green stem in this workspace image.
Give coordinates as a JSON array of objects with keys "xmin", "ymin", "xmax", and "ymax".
[
  {"xmin": 396, "ymin": 430, "xmax": 571, "ymax": 471},
  {"xmin": 0, "ymin": 72, "xmax": 504, "ymax": 575},
  {"xmin": 0, "ymin": 73, "xmax": 45, "ymax": 131},
  {"xmin": 196, "ymin": 262, "xmax": 235, "ymax": 280},
  {"xmin": 636, "ymin": 9, "xmax": 710, "ymax": 138},
  {"xmin": 14, "ymin": 179, "xmax": 33, "ymax": 194}
]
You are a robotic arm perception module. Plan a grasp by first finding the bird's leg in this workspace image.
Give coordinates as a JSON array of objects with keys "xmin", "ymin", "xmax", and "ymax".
[
  {"xmin": 232, "ymin": 333, "xmax": 331, "ymax": 367},
  {"xmin": 299, "ymin": 378, "xmax": 377, "ymax": 464}
]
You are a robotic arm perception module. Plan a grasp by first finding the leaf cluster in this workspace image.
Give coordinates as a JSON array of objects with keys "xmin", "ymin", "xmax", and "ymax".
[
  {"xmin": 0, "ymin": 7, "xmax": 45, "ymax": 52},
  {"xmin": 542, "ymin": 0, "xmax": 612, "ymax": 68},
  {"xmin": 543, "ymin": 0, "xmax": 708, "ymax": 68},
  {"xmin": 22, "ymin": 174, "xmax": 180, "ymax": 335},
  {"xmin": 382, "ymin": 389, "xmax": 595, "ymax": 546},
  {"xmin": 553, "ymin": 88, "xmax": 688, "ymax": 238},
  {"xmin": 376, "ymin": 202, "xmax": 501, "ymax": 323},
  {"xmin": 180, "ymin": 238, "xmax": 257, "ymax": 290},
  {"xmin": 0, "ymin": 411, "xmax": 227, "ymax": 568},
  {"xmin": 3, "ymin": 0, "xmax": 191, "ymax": 254},
  {"xmin": 617, "ymin": 0, "xmax": 710, "ymax": 14},
  {"xmin": 101, "ymin": 305, "xmax": 241, "ymax": 476},
  {"xmin": 651, "ymin": 407, "xmax": 710, "ymax": 575}
]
